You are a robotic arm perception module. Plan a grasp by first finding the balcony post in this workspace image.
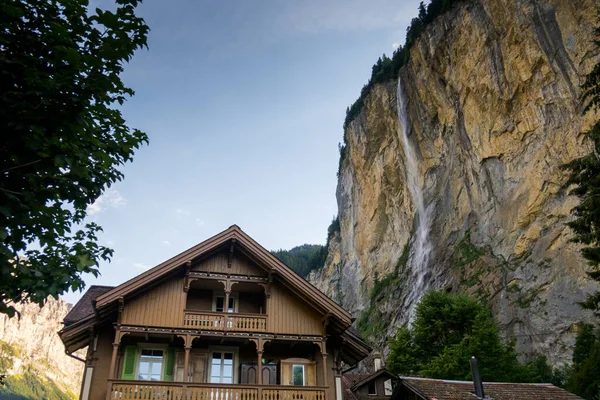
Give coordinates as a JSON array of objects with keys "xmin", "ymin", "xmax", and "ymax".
[
  {"xmin": 184, "ymin": 335, "xmax": 192, "ymax": 382},
  {"xmin": 225, "ymin": 290, "xmax": 231, "ymax": 313},
  {"xmin": 108, "ymin": 328, "xmax": 121, "ymax": 380},
  {"xmin": 321, "ymin": 340, "xmax": 328, "ymax": 390},
  {"xmin": 256, "ymin": 337, "xmax": 264, "ymax": 396}
]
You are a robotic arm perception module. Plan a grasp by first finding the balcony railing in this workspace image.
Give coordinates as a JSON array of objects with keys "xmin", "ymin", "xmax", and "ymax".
[
  {"xmin": 183, "ymin": 310, "xmax": 267, "ymax": 332},
  {"xmin": 107, "ymin": 380, "xmax": 326, "ymax": 400}
]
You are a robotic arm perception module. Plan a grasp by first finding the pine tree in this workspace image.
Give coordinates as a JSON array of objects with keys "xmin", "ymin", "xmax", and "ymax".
[{"xmin": 562, "ymin": 12, "xmax": 600, "ymax": 314}]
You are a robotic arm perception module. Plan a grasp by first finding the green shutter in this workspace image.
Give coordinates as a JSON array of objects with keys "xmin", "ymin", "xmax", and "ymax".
[
  {"xmin": 163, "ymin": 348, "xmax": 175, "ymax": 381},
  {"xmin": 121, "ymin": 345, "xmax": 138, "ymax": 380}
]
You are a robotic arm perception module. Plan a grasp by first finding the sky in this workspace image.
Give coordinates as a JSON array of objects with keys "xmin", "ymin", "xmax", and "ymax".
[{"xmin": 62, "ymin": 0, "xmax": 423, "ymax": 304}]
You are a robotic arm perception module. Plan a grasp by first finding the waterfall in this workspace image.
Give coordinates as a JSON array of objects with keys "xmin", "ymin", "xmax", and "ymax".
[{"xmin": 396, "ymin": 78, "xmax": 433, "ymax": 319}]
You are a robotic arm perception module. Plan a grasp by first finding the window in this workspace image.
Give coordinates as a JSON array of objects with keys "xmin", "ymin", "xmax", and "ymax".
[
  {"xmin": 210, "ymin": 351, "xmax": 235, "ymax": 383},
  {"xmin": 367, "ymin": 381, "xmax": 377, "ymax": 395},
  {"xmin": 214, "ymin": 293, "xmax": 236, "ymax": 313},
  {"xmin": 384, "ymin": 379, "xmax": 393, "ymax": 395},
  {"xmin": 138, "ymin": 349, "xmax": 164, "ymax": 381},
  {"xmin": 292, "ymin": 365, "xmax": 305, "ymax": 386}
]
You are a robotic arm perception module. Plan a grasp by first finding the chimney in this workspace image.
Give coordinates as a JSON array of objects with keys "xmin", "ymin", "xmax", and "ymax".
[
  {"xmin": 470, "ymin": 357, "xmax": 485, "ymax": 399},
  {"xmin": 373, "ymin": 351, "xmax": 382, "ymax": 371}
]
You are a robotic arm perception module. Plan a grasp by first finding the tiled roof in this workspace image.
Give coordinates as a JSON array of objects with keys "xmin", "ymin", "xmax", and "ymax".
[
  {"xmin": 342, "ymin": 374, "xmax": 370, "ymax": 400},
  {"xmin": 63, "ymin": 285, "xmax": 113, "ymax": 326},
  {"xmin": 400, "ymin": 377, "xmax": 583, "ymax": 400}
]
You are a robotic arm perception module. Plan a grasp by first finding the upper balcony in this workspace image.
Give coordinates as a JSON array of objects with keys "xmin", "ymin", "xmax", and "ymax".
[{"xmin": 184, "ymin": 277, "xmax": 267, "ymax": 333}]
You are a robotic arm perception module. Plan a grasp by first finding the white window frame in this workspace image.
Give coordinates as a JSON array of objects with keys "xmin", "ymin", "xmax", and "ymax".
[
  {"xmin": 208, "ymin": 346, "xmax": 239, "ymax": 384},
  {"xmin": 292, "ymin": 364, "xmax": 305, "ymax": 386},
  {"xmin": 135, "ymin": 343, "xmax": 168, "ymax": 381},
  {"xmin": 213, "ymin": 292, "xmax": 238, "ymax": 313}
]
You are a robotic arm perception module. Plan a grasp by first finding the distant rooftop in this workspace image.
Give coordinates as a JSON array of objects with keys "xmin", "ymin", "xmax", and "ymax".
[{"xmin": 398, "ymin": 376, "xmax": 583, "ymax": 400}]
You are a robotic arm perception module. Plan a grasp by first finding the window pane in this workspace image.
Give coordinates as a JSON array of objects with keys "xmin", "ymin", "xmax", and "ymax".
[
  {"xmin": 222, "ymin": 377, "xmax": 233, "ymax": 384},
  {"xmin": 228, "ymin": 297, "xmax": 235, "ymax": 312},
  {"xmin": 368, "ymin": 382, "xmax": 376, "ymax": 395},
  {"xmin": 141, "ymin": 349, "xmax": 152, "ymax": 356},
  {"xmin": 152, "ymin": 362, "xmax": 162, "ymax": 375},
  {"xmin": 152, "ymin": 350, "xmax": 163, "ymax": 358},
  {"xmin": 210, "ymin": 376, "xmax": 221, "ymax": 383},
  {"xmin": 216, "ymin": 297, "xmax": 224, "ymax": 312},
  {"xmin": 293, "ymin": 365, "xmax": 304, "ymax": 386},
  {"xmin": 223, "ymin": 365, "xmax": 233, "ymax": 377},
  {"xmin": 139, "ymin": 361, "xmax": 150, "ymax": 374}
]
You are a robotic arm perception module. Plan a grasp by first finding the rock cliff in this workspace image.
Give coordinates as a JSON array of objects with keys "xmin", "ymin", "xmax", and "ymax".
[
  {"xmin": 0, "ymin": 298, "xmax": 84, "ymax": 397},
  {"xmin": 309, "ymin": 0, "xmax": 599, "ymax": 366}
]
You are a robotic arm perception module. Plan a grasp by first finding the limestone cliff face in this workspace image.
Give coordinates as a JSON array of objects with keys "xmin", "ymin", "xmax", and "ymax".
[
  {"xmin": 309, "ymin": 0, "xmax": 599, "ymax": 365},
  {"xmin": 0, "ymin": 298, "xmax": 84, "ymax": 396}
]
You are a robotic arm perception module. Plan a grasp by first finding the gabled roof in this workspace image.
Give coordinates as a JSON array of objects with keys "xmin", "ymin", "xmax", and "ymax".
[
  {"xmin": 343, "ymin": 369, "xmax": 397, "ymax": 400},
  {"xmin": 398, "ymin": 377, "xmax": 583, "ymax": 400},
  {"xmin": 63, "ymin": 285, "xmax": 113, "ymax": 326},
  {"xmin": 351, "ymin": 369, "xmax": 397, "ymax": 391},
  {"xmin": 94, "ymin": 225, "xmax": 353, "ymax": 328},
  {"xmin": 343, "ymin": 374, "xmax": 370, "ymax": 400}
]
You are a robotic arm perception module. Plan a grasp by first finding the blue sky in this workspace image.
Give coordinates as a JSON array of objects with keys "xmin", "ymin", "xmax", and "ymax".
[{"xmin": 63, "ymin": 0, "xmax": 422, "ymax": 304}]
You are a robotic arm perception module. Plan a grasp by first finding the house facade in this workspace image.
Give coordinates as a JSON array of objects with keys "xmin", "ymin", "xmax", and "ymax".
[{"xmin": 59, "ymin": 225, "xmax": 370, "ymax": 400}]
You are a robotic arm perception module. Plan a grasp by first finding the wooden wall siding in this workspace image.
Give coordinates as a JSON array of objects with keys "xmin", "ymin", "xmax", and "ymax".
[
  {"xmin": 121, "ymin": 277, "xmax": 186, "ymax": 327},
  {"xmin": 238, "ymin": 292, "xmax": 263, "ymax": 314},
  {"xmin": 89, "ymin": 327, "xmax": 114, "ymax": 400},
  {"xmin": 186, "ymin": 289, "xmax": 213, "ymax": 311},
  {"xmin": 268, "ymin": 283, "xmax": 323, "ymax": 335},
  {"xmin": 192, "ymin": 252, "xmax": 267, "ymax": 276}
]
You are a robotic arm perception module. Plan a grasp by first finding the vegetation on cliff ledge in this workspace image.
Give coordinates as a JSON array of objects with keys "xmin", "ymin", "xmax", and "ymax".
[
  {"xmin": 342, "ymin": 0, "xmax": 464, "ymax": 132},
  {"xmin": 0, "ymin": 341, "xmax": 74, "ymax": 399},
  {"xmin": 272, "ymin": 216, "xmax": 340, "ymax": 277}
]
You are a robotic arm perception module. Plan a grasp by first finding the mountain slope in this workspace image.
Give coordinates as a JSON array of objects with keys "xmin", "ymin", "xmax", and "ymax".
[
  {"xmin": 309, "ymin": 0, "xmax": 599, "ymax": 365},
  {"xmin": 0, "ymin": 298, "xmax": 84, "ymax": 398}
]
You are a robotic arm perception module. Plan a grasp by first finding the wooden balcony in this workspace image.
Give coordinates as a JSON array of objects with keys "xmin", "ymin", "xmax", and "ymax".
[
  {"xmin": 183, "ymin": 310, "xmax": 267, "ymax": 332},
  {"xmin": 107, "ymin": 380, "xmax": 326, "ymax": 400}
]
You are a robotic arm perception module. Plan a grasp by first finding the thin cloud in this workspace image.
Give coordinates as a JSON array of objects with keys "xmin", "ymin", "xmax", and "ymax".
[
  {"xmin": 195, "ymin": 218, "xmax": 205, "ymax": 226},
  {"xmin": 87, "ymin": 189, "xmax": 126, "ymax": 216},
  {"xmin": 133, "ymin": 262, "xmax": 151, "ymax": 270},
  {"xmin": 175, "ymin": 208, "xmax": 191, "ymax": 217},
  {"xmin": 162, "ymin": 240, "xmax": 171, "ymax": 246},
  {"xmin": 276, "ymin": 0, "xmax": 420, "ymax": 34}
]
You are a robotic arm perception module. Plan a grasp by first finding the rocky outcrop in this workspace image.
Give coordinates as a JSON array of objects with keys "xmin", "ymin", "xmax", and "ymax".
[
  {"xmin": 309, "ymin": 0, "xmax": 599, "ymax": 366},
  {"xmin": 0, "ymin": 298, "xmax": 84, "ymax": 396}
]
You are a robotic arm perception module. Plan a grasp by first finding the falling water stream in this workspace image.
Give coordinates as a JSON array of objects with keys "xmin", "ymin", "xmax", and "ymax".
[{"xmin": 396, "ymin": 78, "xmax": 433, "ymax": 319}]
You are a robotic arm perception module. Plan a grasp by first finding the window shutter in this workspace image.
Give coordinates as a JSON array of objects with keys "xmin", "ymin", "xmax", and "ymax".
[
  {"xmin": 164, "ymin": 347, "xmax": 175, "ymax": 381},
  {"xmin": 306, "ymin": 363, "xmax": 316, "ymax": 386},
  {"xmin": 121, "ymin": 346, "xmax": 138, "ymax": 380}
]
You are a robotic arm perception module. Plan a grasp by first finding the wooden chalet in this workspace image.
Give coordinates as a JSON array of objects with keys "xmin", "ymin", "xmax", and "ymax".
[{"xmin": 59, "ymin": 225, "xmax": 371, "ymax": 400}]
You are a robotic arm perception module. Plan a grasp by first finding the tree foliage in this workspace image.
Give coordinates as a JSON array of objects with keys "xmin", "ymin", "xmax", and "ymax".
[
  {"xmin": 566, "ymin": 324, "xmax": 600, "ymax": 400},
  {"xmin": 562, "ymin": 12, "xmax": 600, "ymax": 314},
  {"xmin": 0, "ymin": 0, "xmax": 149, "ymax": 316},
  {"xmin": 272, "ymin": 244, "xmax": 326, "ymax": 278},
  {"xmin": 387, "ymin": 291, "xmax": 560, "ymax": 383},
  {"xmin": 272, "ymin": 216, "xmax": 340, "ymax": 277}
]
